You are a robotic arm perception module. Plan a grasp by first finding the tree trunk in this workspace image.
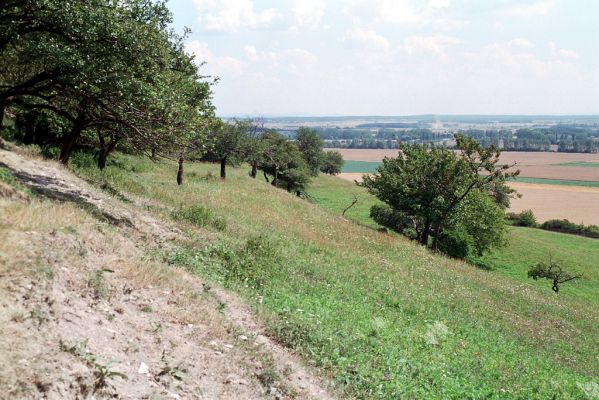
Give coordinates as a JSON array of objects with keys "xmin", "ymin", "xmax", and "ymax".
[
  {"xmin": 420, "ymin": 219, "xmax": 431, "ymax": 246},
  {"xmin": 59, "ymin": 121, "xmax": 85, "ymax": 165},
  {"xmin": 250, "ymin": 163, "xmax": 257, "ymax": 178},
  {"xmin": 263, "ymin": 170, "xmax": 269, "ymax": 182},
  {"xmin": 177, "ymin": 155, "xmax": 184, "ymax": 185},
  {"xmin": 272, "ymin": 168, "xmax": 278, "ymax": 186},
  {"xmin": 431, "ymin": 221, "xmax": 444, "ymax": 252},
  {"xmin": 96, "ymin": 135, "xmax": 119, "ymax": 170},
  {"xmin": 0, "ymin": 99, "xmax": 5, "ymax": 132},
  {"xmin": 151, "ymin": 147, "xmax": 157, "ymax": 160},
  {"xmin": 220, "ymin": 157, "xmax": 226, "ymax": 179}
]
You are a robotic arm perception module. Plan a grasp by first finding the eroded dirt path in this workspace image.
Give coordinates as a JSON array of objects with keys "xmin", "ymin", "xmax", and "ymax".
[{"xmin": 0, "ymin": 143, "xmax": 335, "ymax": 399}]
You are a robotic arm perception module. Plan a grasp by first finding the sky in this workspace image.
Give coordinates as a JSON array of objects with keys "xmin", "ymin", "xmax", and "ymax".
[{"xmin": 167, "ymin": 0, "xmax": 599, "ymax": 116}]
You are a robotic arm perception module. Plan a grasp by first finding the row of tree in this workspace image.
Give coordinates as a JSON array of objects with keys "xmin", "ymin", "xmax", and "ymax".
[
  {"xmin": 199, "ymin": 123, "xmax": 344, "ymax": 195},
  {"xmin": 1, "ymin": 0, "xmax": 214, "ymax": 166}
]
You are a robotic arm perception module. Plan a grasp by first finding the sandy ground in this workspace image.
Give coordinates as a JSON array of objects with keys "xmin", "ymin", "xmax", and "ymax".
[
  {"xmin": 339, "ymin": 173, "xmax": 599, "ymax": 225},
  {"xmin": 0, "ymin": 141, "xmax": 334, "ymax": 400},
  {"xmin": 332, "ymin": 149, "xmax": 599, "ymax": 182}
]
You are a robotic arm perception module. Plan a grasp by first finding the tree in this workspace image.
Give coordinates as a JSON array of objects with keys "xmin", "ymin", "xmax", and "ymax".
[
  {"xmin": 1, "ymin": 0, "xmax": 214, "ymax": 164},
  {"xmin": 205, "ymin": 120, "xmax": 249, "ymax": 179},
  {"xmin": 320, "ymin": 151, "xmax": 344, "ymax": 175},
  {"xmin": 361, "ymin": 134, "xmax": 519, "ymax": 255},
  {"xmin": 296, "ymin": 127, "xmax": 324, "ymax": 176},
  {"xmin": 240, "ymin": 119, "xmax": 265, "ymax": 178},
  {"xmin": 528, "ymin": 258, "xmax": 582, "ymax": 293},
  {"xmin": 260, "ymin": 130, "xmax": 310, "ymax": 194}
]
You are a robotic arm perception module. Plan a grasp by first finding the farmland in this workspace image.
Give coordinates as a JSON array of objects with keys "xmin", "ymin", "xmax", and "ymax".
[{"xmin": 332, "ymin": 149, "xmax": 599, "ymax": 225}]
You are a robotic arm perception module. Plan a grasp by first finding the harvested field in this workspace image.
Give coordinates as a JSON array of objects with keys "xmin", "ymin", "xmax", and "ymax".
[
  {"xmin": 338, "ymin": 173, "xmax": 599, "ymax": 225},
  {"xmin": 331, "ymin": 149, "xmax": 599, "ymax": 182}
]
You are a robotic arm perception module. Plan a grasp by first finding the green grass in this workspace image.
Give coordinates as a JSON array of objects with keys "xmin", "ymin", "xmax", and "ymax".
[
  {"xmin": 308, "ymin": 174, "xmax": 381, "ymax": 228},
  {"xmin": 73, "ymin": 153, "xmax": 598, "ymax": 399},
  {"xmin": 472, "ymin": 227, "xmax": 599, "ymax": 305},
  {"xmin": 342, "ymin": 160, "xmax": 381, "ymax": 173},
  {"xmin": 559, "ymin": 161, "xmax": 599, "ymax": 168}
]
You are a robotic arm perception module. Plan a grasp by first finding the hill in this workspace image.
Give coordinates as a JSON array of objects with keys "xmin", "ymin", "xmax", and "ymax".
[{"xmin": 1, "ymin": 146, "xmax": 598, "ymax": 399}]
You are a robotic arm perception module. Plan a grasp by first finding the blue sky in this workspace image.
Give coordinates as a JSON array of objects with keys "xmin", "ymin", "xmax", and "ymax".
[{"xmin": 167, "ymin": 0, "xmax": 599, "ymax": 116}]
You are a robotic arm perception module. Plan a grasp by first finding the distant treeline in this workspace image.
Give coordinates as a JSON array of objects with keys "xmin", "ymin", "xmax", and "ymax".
[{"xmin": 314, "ymin": 124, "xmax": 599, "ymax": 153}]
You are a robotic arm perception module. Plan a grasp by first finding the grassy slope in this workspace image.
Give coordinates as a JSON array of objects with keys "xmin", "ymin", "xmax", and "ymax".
[
  {"xmin": 473, "ymin": 227, "xmax": 599, "ymax": 304},
  {"xmin": 76, "ymin": 155, "xmax": 598, "ymax": 399}
]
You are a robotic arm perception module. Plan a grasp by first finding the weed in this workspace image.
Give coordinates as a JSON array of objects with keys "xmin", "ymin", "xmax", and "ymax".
[
  {"xmin": 156, "ymin": 363, "xmax": 187, "ymax": 381},
  {"xmin": 59, "ymin": 339, "xmax": 127, "ymax": 393},
  {"xmin": 87, "ymin": 268, "xmax": 114, "ymax": 299},
  {"xmin": 36, "ymin": 265, "xmax": 54, "ymax": 280},
  {"xmin": 30, "ymin": 309, "xmax": 49, "ymax": 326},
  {"xmin": 91, "ymin": 360, "xmax": 127, "ymax": 393},
  {"xmin": 171, "ymin": 205, "xmax": 226, "ymax": 231},
  {"xmin": 141, "ymin": 305, "xmax": 153, "ymax": 313}
]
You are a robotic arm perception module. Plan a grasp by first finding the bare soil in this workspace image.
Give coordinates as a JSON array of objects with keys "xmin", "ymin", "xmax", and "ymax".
[{"xmin": 0, "ymin": 143, "xmax": 334, "ymax": 399}]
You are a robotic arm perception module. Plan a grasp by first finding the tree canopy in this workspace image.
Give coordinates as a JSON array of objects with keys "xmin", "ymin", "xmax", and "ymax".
[
  {"xmin": 362, "ymin": 134, "xmax": 519, "ymax": 257},
  {"xmin": 1, "ymin": 0, "xmax": 214, "ymax": 165}
]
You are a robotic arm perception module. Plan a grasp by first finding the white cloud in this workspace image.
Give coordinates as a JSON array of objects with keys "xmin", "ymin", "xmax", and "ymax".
[
  {"xmin": 463, "ymin": 42, "xmax": 577, "ymax": 79},
  {"xmin": 402, "ymin": 35, "xmax": 460, "ymax": 57},
  {"xmin": 241, "ymin": 45, "xmax": 317, "ymax": 74},
  {"xmin": 548, "ymin": 42, "xmax": 579, "ymax": 59},
  {"xmin": 192, "ymin": 0, "xmax": 279, "ymax": 32},
  {"xmin": 509, "ymin": 38, "xmax": 535, "ymax": 48},
  {"xmin": 378, "ymin": 0, "xmax": 426, "ymax": 25},
  {"xmin": 559, "ymin": 49, "xmax": 578, "ymax": 59},
  {"xmin": 292, "ymin": 0, "xmax": 325, "ymax": 29},
  {"xmin": 345, "ymin": 28, "xmax": 390, "ymax": 51},
  {"xmin": 505, "ymin": 1, "xmax": 554, "ymax": 17},
  {"xmin": 186, "ymin": 40, "xmax": 245, "ymax": 76},
  {"xmin": 427, "ymin": 0, "xmax": 450, "ymax": 10}
]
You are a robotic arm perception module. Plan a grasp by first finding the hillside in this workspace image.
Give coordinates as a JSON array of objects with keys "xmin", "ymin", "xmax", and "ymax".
[{"xmin": 1, "ymin": 146, "xmax": 598, "ymax": 399}]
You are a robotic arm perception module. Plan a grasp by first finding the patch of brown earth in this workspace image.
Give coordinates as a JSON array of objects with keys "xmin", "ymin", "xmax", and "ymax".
[{"xmin": 0, "ymin": 144, "xmax": 335, "ymax": 399}]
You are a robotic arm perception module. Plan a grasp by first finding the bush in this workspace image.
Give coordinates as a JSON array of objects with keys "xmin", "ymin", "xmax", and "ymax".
[
  {"xmin": 507, "ymin": 210, "xmax": 537, "ymax": 227},
  {"xmin": 369, "ymin": 204, "xmax": 418, "ymax": 239},
  {"xmin": 438, "ymin": 228, "xmax": 473, "ymax": 259},
  {"xmin": 171, "ymin": 205, "xmax": 227, "ymax": 231},
  {"xmin": 69, "ymin": 151, "xmax": 98, "ymax": 170},
  {"xmin": 540, "ymin": 219, "xmax": 599, "ymax": 239}
]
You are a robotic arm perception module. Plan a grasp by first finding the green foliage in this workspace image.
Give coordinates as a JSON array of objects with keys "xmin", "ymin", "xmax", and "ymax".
[
  {"xmin": 507, "ymin": 209, "xmax": 538, "ymax": 227},
  {"xmin": 320, "ymin": 151, "xmax": 344, "ymax": 175},
  {"xmin": 528, "ymin": 258, "xmax": 582, "ymax": 293},
  {"xmin": 260, "ymin": 130, "xmax": 312, "ymax": 194},
  {"xmin": 1, "ymin": 0, "xmax": 214, "ymax": 164},
  {"xmin": 171, "ymin": 205, "xmax": 226, "ymax": 231},
  {"xmin": 369, "ymin": 204, "xmax": 418, "ymax": 239},
  {"xmin": 540, "ymin": 219, "xmax": 599, "ymax": 239},
  {"xmin": 361, "ymin": 135, "xmax": 517, "ymax": 255},
  {"xmin": 296, "ymin": 127, "xmax": 324, "ymax": 176}
]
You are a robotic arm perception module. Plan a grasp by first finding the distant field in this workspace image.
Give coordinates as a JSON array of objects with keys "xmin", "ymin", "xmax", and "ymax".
[
  {"xmin": 334, "ymin": 149, "xmax": 599, "ymax": 224},
  {"xmin": 333, "ymin": 149, "xmax": 599, "ymax": 182},
  {"xmin": 559, "ymin": 161, "xmax": 599, "ymax": 167}
]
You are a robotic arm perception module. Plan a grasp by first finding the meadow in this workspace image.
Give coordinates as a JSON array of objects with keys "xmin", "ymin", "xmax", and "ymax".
[{"xmin": 72, "ymin": 154, "xmax": 598, "ymax": 399}]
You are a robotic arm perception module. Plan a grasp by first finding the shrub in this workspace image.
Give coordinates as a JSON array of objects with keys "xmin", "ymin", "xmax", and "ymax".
[
  {"xmin": 507, "ymin": 210, "xmax": 538, "ymax": 227},
  {"xmin": 540, "ymin": 219, "xmax": 599, "ymax": 239},
  {"xmin": 369, "ymin": 204, "xmax": 417, "ymax": 239},
  {"xmin": 171, "ymin": 205, "xmax": 227, "ymax": 231},
  {"xmin": 528, "ymin": 258, "xmax": 582, "ymax": 293},
  {"xmin": 438, "ymin": 228, "xmax": 473, "ymax": 259}
]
